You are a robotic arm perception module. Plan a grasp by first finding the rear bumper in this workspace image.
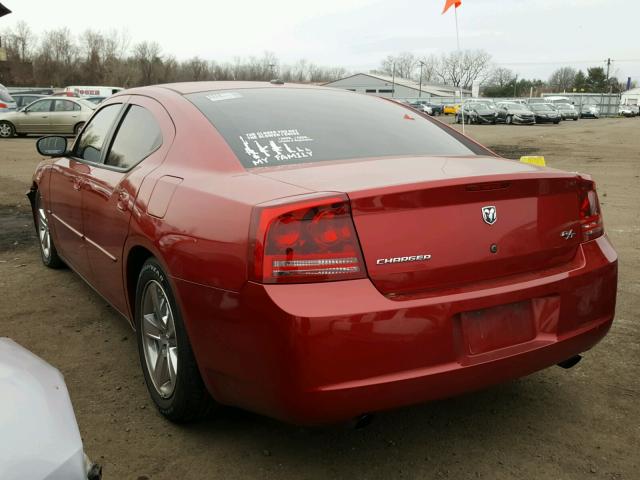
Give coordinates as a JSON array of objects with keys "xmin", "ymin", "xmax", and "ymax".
[{"xmin": 176, "ymin": 236, "xmax": 617, "ymax": 425}]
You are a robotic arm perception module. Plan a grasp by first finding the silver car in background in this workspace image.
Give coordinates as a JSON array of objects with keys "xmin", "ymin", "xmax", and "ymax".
[
  {"xmin": 0, "ymin": 96, "xmax": 95, "ymax": 138},
  {"xmin": 496, "ymin": 102, "xmax": 535, "ymax": 125},
  {"xmin": 556, "ymin": 103, "xmax": 579, "ymax": 121}
]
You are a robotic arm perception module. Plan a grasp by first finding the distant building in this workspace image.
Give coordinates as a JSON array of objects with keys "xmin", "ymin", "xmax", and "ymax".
[
  {"xmin": 323, "ymin": 73, "xmax": 470, "ymax": 99},
  {"xmin": 621, "ymin": 87, "xmax": 640, "ymax": 106}
]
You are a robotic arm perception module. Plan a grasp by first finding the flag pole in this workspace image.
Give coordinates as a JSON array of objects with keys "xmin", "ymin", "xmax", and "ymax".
[
  {"xmin": 454, "ymin": 7, "xmax": 460, "ymax": 50},
  {"xmin": 455, "ymin": 6, "xmax": 464, "ymax": 135}
]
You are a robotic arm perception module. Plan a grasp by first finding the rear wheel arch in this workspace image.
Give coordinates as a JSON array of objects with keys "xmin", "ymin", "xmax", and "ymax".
[{"xmin": 125, "ymin": 245, "xmax": 155, "ymax": 322}]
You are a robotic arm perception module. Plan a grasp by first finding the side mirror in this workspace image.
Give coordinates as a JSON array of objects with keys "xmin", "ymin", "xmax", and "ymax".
[{"xmin": 36, "ymin": 136, "xmax": 68, "ymax": 157}]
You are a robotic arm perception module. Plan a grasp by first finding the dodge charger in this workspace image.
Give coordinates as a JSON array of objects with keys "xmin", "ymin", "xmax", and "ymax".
[{"xmin": 28, "ymin": 82, "xmax": 618, "ymax": 425}]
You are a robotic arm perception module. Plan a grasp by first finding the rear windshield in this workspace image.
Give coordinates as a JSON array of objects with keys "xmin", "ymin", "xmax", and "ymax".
[{"xmin": 186, "ymin": 88, "xmax": 475, "ymax": 168}]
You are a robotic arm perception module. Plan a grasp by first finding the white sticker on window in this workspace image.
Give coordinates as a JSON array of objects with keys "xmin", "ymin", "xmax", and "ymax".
[
  {"xmin": 239, "ymin": 129, "xmax": 314, "ymax": 166},
  {"xmin": 206, "ymin": 92, "xmax": 243, "ymax": 102}
]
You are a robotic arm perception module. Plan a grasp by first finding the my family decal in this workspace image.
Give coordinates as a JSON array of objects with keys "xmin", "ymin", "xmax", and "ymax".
[{"xmin": 238, "ymin": 129, "xmax": 314, "ymax": 166}]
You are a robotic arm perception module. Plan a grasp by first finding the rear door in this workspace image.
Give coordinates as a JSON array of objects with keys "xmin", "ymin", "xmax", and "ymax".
[
  {"xmin": 81, "ymin": 96, "xmax": 174, "ymax": 314},
  {"xmin": 18, "ymin": 99, "xmax": 53, "ymax": 133},
  {"xmin": 50, "ymin": 99, "xmax": 82, "ymax": 134}
]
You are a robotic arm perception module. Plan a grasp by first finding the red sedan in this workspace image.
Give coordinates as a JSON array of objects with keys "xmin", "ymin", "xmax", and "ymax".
[{"xmin": 29, "ymin": 82, "xmax": 617, "ymax": 425}]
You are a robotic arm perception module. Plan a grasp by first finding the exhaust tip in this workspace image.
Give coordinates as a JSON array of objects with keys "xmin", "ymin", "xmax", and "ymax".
[
  {"xmin": 557, "ymin": 354, "xmax": 582, "ymax": 369},
  {"xmin": 352, "ymin": 413, "xmax": 374, "ymax": 430}
]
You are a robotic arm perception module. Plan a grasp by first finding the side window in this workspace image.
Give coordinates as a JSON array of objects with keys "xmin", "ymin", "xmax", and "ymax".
[
  {"xmin": 53, "ymin": 100, "xmax": 77, "ymax": 112},
  {"xmin": 27, "ymin": 100, "xmax": 53, "ymax": 112},
  {"xmin": 105, "ymin": 105, "xmax": 162, "ymax": 170},
  {"xmin": 75, "ymin": 104, "xmax": 122, "ymax": 163}
]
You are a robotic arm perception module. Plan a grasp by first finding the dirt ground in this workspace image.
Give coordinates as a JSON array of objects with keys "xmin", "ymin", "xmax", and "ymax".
[{"xmin": 1, "ymin": 118, "xmax": 639, "ymax": 479}]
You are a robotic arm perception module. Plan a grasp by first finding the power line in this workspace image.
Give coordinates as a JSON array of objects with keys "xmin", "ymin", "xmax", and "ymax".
[{"xmin": 496, "ymin": 58, "xmax": 640, "ymax": 66}]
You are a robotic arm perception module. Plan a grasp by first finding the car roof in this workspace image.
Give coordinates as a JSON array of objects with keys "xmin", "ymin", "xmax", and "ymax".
[{"xmin": 149, "ymin": 81, "xmax": 332, "ymax": 95}]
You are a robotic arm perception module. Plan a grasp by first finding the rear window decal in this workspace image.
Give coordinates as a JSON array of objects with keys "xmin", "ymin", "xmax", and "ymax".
[
  {"xmin": 239, "ymin": 129, "xmax": 314, "ymax": 166},
  {"xmin": 206, "ymin": 92, "xmax": 243, "ymax": 102}
]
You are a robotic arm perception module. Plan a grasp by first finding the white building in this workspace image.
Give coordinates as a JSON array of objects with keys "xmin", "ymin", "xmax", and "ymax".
[
  {"xmin": 323, "ymin": 73, "xmax": 470, "ymax": 100},
  {"xmin": 621, "ymin": 87, "xmax": 640, "ymax": 105}
]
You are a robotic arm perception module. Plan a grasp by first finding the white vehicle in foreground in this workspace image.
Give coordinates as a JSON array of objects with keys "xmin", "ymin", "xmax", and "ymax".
[{"xmin": 0, "ymin": 338, "xmax": 102, "ymax": 480}]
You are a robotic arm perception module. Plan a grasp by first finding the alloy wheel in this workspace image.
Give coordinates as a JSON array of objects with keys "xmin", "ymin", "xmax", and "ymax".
[
  {"xmin": 0, "ymin": 123, "xmax": 13, "ymax": 137},
  {"xmin": 141, "ymin": 280, "xmax": 178, "ymax": 398}
]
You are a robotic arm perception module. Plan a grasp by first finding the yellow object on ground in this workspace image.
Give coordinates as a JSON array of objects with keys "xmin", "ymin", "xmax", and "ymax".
[{"xmin": 520, "ymin": 156, "xmax": 546, "ymax": 167}]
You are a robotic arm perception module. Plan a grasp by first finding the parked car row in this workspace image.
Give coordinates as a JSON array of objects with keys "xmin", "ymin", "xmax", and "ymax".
[{"xmin": 440, "ymin": 98, "xmax": 611, "ymax": 126}]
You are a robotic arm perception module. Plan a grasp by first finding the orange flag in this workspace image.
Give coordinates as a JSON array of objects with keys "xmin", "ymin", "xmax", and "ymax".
[{"xmin": 442, "ymin": 0, "xmax": 461, "ymax": 14}]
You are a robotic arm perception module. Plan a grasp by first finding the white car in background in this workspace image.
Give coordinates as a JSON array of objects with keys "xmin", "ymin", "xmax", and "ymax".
[
  {"xmin": 580, "ymin": 104, "xmax": 600, "ymax": 119},
  {"xmin": 0, "ymin": 338, "xmax": 102, "ymax": 480},
  {"xmin": 618, "ymin": 104, "xmax": 637, "ymax": 117}
]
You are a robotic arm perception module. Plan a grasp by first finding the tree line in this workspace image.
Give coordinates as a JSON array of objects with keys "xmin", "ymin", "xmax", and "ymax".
[
  {"xmin": 377, "ymin": 52, "xmax": 633, "ymax": 97},
  {"xmin": 0, "ymin": 22, "xmax": 348, "ymax": 87},
  {"xmin": 0, "ymin": 21, "xmax": 634, "ymax": 96}
]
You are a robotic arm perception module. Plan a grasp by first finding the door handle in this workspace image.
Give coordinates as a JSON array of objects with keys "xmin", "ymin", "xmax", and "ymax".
[{"xmin": 116, "ymin": 190, "xmax": 130, "ymax": 212}]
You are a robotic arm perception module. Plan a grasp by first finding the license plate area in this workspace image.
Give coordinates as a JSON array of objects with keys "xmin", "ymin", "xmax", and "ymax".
[{"xmin": 460, "ymin": 300, "xmax": 536, "ymax": 355}]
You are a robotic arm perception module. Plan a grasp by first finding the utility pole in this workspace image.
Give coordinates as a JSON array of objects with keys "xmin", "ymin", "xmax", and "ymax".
[
  {"xmin": 605, "ymin": 58, "xmax": 611, "ymax": 84},
  {"xmin": 513, "ymin": 74, "xmax": 518, "ymax": 98},
  {"xmin": 392, "ymin": 62, "xmax": 396, "ymax": 98},
  {"xmin": 418, "ymin": 61, "xmax": 424, "ymax": 98}
]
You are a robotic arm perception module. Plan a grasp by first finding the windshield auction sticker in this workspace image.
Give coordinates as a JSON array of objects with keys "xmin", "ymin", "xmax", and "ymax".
[
  {"xmin": 238, "ymin": 129, "xmax": 313, "ymax": 166},
  {"xmin": 206, "ymin": 92, "xmax": 243, "ymax": 102}
]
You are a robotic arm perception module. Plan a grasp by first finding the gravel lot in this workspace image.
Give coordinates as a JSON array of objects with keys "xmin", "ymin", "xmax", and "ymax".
[{"xmin": 1, "ymin": 117, "xmax": 638, "ymax": 479}]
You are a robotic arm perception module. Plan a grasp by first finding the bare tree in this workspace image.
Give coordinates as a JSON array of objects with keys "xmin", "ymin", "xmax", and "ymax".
[
  {"xmin": 11, "ymin": 21, "xmax": 35, "ymax": 61},
  {"xmin": 133, "ymin": 41, "xmax": 162, "ymax": 85},
  {"xmin": 34, "ymin": 28, "xmax": 78, "ymax": 87},
  {"xmin": 184, "ymin": 57, "xmax": 209, "ymax": 81},
  {"xmin": 379, "ymin": 52, "xmax": 417, "ymax": 79},
  {"xmin": 488, "ymin": 67, "xmax": 516, "ymax": 88},
  {"xmin": 415, "ymin": 54, "xmax": 439, "ymax": 84},
  {"xmin": 549, "ymin": 67, "xmax": 577, "ymax": 92},
  {"xmin": 435, "ymin": 49, "xmax": 493, "ymax": 89}
]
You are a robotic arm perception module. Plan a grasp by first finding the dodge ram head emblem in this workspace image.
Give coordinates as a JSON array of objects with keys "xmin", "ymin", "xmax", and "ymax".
[{"xmin": 481, "ymin": 206, "xmax": 497, "ymax": 225}]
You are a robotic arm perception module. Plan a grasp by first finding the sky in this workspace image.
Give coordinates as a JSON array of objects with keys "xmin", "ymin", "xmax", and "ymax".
[{"xmin": 2, "ymin": 0, "xmax": 639, "ymax": 83}]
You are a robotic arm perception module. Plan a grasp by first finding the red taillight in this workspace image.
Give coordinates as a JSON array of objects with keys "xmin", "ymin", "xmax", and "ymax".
[
  {"xmin": 249, "ymin": 193, "xmax": 366, "ymax": 283},
  {"xmin": 578, "ymin": 180, "xmax": 603, "ymax": 241},
  {"xmin": 0, "ymin": 103, "xmax": 7, "ymax": 108}
]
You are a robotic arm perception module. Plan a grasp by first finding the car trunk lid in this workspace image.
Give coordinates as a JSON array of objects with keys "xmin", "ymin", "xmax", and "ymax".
[{"xmin": 255, "ymin": 156, "xmax": 582, "ymax": 296}]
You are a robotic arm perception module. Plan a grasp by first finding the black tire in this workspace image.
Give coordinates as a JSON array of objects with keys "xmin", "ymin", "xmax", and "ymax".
[
  {"xmin": 506, "ymin": 115, "xmax": 513, "ymax": 125},
  {"xmin": 135, "ymin": 258, "xmax": 213, "ymax": 422},
  {"xmin": 0, "ymin": 121, "xmax": 15, "ymax": 138},
  {"xmin": 74, "ymin": 122, "xmax": 85, "ymax": 135},
  {"xmin": 35, "ymin": 192, "xmax": 65, "ymax": 268},
  {"xmin": 554, "ymin": 120, "xmax": 560, "ymax": 124}
]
